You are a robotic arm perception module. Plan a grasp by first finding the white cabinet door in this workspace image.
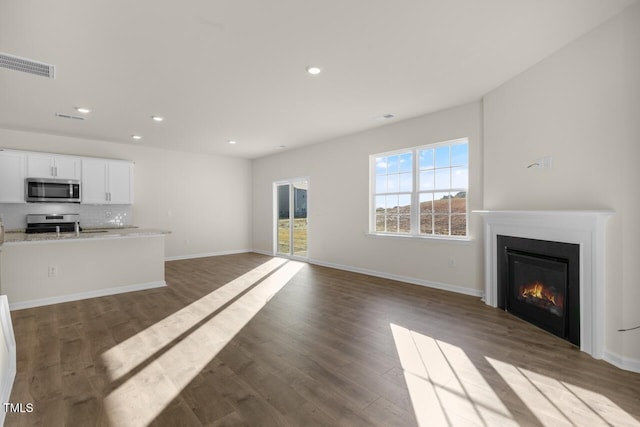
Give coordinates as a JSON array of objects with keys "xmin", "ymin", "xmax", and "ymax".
[
  {"xmin": 81, "ymin": 159, "xmax": 108, "ymax": 204},
  {"xmin": 108, "ymin": 161, "xmax": 134, "ymax": 204},
  {"xmin": 81, "ymin": 159, "xmax": 133, "ymax": 205},
  {"xmin": 26, "ymin": 154, "xmax": 54, "ymax": 178},
  {"xmin": 0, "ymin": 151, "xmax": 26, "ymax": 203},
  {"xmin": 27, "ymin": 154, "xmax": 80, "ymax": 179},
  {"xmin": 53, "ymin": 156, "xmax": 81, "ymax": 179}
]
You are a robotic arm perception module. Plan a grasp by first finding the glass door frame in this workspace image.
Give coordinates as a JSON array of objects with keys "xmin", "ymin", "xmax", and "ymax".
[{"xmin": 273, "ymin": 177, "xmax": 309, "ymax": 260}]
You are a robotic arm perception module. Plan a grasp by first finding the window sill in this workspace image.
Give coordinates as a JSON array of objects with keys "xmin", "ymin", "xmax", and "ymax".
[{"xmin": 364, "ymin": 232, "xmax": 473, "ymax": 245}]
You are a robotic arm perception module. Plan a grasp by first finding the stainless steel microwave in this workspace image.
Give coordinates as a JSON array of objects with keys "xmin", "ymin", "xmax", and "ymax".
[{"xmin": 25, "ymin": 178, "xmax": 81, "ymax": 203}]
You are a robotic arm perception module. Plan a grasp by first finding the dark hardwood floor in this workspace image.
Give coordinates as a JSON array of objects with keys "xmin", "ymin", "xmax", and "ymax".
[{"xmin": 6, "ymin": 253, "xmax": 640, "ymax": 426}]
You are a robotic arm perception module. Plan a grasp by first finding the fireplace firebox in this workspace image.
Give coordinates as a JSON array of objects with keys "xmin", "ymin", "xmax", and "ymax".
[{"xmin": 497, "ymin": 235, "xmax": 580, "ymax": 346}]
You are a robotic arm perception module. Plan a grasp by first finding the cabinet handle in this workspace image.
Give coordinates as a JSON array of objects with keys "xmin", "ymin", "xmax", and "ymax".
[
  {"xmin": 106, "ymin": 192, "xmax": 109, "ymax": 201},
  {"xmin": 51, "ymin": 166, "xmax": 55, "ymax": 176},
  {"xmin": 55, "ymin": 166, "xmax": 58, "ymax": 176}
]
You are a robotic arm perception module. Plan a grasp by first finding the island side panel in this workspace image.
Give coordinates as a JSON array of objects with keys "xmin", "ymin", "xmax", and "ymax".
[{"xmin": 1, "ymin": 235, "xmax": 166, "ymax": 309}]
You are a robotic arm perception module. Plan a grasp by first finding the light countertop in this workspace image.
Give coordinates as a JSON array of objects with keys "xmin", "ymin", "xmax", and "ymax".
[{"xmin": 3, "ymin": 227, "xmax": 170, "ymax": 244}]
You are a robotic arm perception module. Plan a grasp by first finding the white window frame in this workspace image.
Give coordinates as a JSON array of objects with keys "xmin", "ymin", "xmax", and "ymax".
[{"xmin": 369, "ymin": 137, "xmax": 469, "ymax": 240}]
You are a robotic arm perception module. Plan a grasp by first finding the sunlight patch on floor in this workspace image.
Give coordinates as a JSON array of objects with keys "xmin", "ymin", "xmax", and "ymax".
[
  {"xmin": 101, "ymin": 257, "xmax": 287, "ymax": 382},
  {"xmin": 102, "ymin": 259, "xmax": 304, "ymax": 427},
  {"xmin": 487, "ymin": 357, "xmax": 640, "ymax": 427},
  {"xmin": 390, "ymin": 323, "xmax": 517, "ymax": 427}
]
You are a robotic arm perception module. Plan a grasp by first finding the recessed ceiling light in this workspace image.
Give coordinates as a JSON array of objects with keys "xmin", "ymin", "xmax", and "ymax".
[
  {"xmin": 75, "ymin": 107, "xmax": 91, "ymax": 114},
  {"xmin": 306, "ymin": 66, "xmax": 321, "ymax": 75},
  {"xmin": 131, "ymin": 135, "xmax": 142, "ymax": 140},
  {"xmin": 151, "ymin": 116, "xmax": 164, "ymax": 122},
  {"xmin": 228, "ymin": 140, "xmax": 237, "ymax": 145}
]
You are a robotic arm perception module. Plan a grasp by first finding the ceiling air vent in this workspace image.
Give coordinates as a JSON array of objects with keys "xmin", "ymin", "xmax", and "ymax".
[
  {"xmin": 55, "ymin": 113, "xmax": 85, "ymax": 121},
  {"xmin": 0, "ymin": 53, "xmax": 56, "ymax": 79}
]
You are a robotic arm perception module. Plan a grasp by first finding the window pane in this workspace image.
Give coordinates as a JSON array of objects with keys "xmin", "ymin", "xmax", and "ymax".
[
  {"xmin": 398, "ymin": 194, "xmax": 411, "ymax": 214},
  {"xmin": 451, "ymin": 166, "xmax": 468, "ymax": 189},
  {"xmin": 386, "ymin": 195, "xmax": 398, "ymax": 214},
  {"xmin": 434, "ymin": 192, "xmax": 450, "ymax": 214},
  {"xmin": 451, "ymin": 192, "xmax": 466, "ymax": 213},
  {"xmin": 375, "ymin": 195, "xmax": 385, "ymax": 211},
  {"xmin": 278, "ymin": 220, "xmax": 290, "ymax": 253},
  {"xmin": 435, "ymin": 146, "xmax": 450, "ymax": 168},
  {"xmin": 375, "ymin": 157, "xmax": 387, "ymax": 174},
  {"xmin": 387, "ymin": 155, "xmax": 399, "ymax": 174},
  {"xmin": 420, "ymin": 215, "xmax": 433, "ymax": 234},
  {"xmin": 420, "ymin": 193, "xmax": 433, "ymax": 213},
  {"xmin": 399, "ymin": 172, "xmax": 412, "ymax": 192},
  {"xmin": 451, "ymin": 143, "xmax": 468, "ymax": 166},
  {"xmin": 399, "ymin": 152, "xmax": 412, "ymax": 173},
  {"xmin": 451, "ymin": 214, "xmax": 466, "ymax": 236},
  {"xmin": 434, "ymin": 168, "xmax": 450, "ymax": 189},
  {"xmin": 387, "ymin": 174, "xmax": 399, "ymax": 192},
  {"xmin": 399, "ymin": 215, "xmax": 411, "ymax": 233},
  {"xmin": 419, "ymin": 149, "xmax": 434, "ymax": 170},
  {"xmin": 278, "ymin": 185, "xmax": 290, "ymax": 219},
  {"xmin": 376, "ymin": 175, "xmax": 387, "ymax": 193},
  {"xmin": 376, "ymin": 214, "xmax": 385, "ymax": 232},
  {"xmin": 386, "ymin": 215, "xmax": 398, "ymax": 232},
  {"xmin": 434, "ymin": 215, "xmax": 450, "ymax": 235},
  {"xmin": 419, "ymin": 170, "xmax": 434, "ymax": 191}
]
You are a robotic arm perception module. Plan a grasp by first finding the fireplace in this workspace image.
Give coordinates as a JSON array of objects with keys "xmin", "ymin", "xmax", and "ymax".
[
  {"xmin": 497, "ymin": 235, "xmax": 580, "ymax": 346},
  {"xmin": 476, "ymin": 210, "xmax": 612, "ymax": 360}
]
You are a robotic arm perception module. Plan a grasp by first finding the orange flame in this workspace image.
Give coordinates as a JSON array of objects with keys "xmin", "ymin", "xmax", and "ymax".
[{"xmin": 520, "ymin": 281, "xmax": 557, "ymax": 305}]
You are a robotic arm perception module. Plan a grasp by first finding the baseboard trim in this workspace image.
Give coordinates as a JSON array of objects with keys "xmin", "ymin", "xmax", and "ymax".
[
  {"xmin": 252, "ymin": 249, "xmax": 273, "ymax": 256},
  {"xmin": 306, "ymin": 257, "xmax": 483, "ymax": 298},
  {"xmin": 9, "ymin": 281, "xmax": 167, "ymax": 311},
  {"xmin": 165, "ymin": 249, "xmax": 252, "ymax": 261},
  {"xmin": 604, "ymin": 350, "xmax": 640, "ymax": 373}
]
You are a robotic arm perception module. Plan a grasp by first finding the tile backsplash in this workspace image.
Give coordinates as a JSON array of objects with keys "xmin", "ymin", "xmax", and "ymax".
[{"xmin": 0, "ymin": 203, "xmax": 133, "ymax": 230}]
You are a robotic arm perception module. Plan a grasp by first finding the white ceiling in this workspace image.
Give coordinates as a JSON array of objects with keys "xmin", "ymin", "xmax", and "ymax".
[{"xmin": 0, "ymin": 0, "xmax": 636, "ymax": 159}]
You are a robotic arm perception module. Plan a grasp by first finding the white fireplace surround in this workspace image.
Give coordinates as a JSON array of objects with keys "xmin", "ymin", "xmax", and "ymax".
[{"xmin": 476, "ymin": 210, "xmax": 613, "ymax": 360}]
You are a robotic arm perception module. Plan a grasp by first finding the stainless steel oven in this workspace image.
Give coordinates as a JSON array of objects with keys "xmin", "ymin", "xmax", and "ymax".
[{"xmin": 25, "ymin": 178, "xmax": 81, "ymax": 203}]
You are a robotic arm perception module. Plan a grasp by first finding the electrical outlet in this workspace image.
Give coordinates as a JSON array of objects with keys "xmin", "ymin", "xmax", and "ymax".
[{"xmin": 48, "ymin": 266, "xmax": 58, "ymax": 277}]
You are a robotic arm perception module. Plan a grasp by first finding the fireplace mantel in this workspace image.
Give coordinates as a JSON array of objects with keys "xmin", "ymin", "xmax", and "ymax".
[{"xmin": 474, "ymin": 210, "xmax": 613, "ymax": 359}]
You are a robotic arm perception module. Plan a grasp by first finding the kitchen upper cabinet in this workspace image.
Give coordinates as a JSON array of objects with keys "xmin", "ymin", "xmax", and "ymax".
[
  {"xmin": 81, "ymin": 159, "xmax": 134, "ymax": 205},
  {"xmin": 0, "ymin": 151, "xmax": 26, "ymax": 203},
  {"xmin": 27, "ymin": 153, "xmax": 81, "ymax": 180},
  {"xmin": 107, "ymin": 161, "xmax": 134, "ymax": 204}
]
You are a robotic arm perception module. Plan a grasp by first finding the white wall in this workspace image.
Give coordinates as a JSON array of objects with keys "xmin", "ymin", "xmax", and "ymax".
[
  {"xmin": 0, "ymin": 128, "xmax": 253, "ymax": 258},
  {"xmin": 252, "ymin": 101, "xmax": 484, "ymax": 295},
  {"xmin": 483, "ymin": 4, "xmax": 640, "ymax": 366}
]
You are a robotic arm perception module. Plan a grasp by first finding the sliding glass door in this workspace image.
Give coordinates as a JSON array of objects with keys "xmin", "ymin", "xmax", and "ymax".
[{"xmin": 275, "ymin": 179, "xmax": 308, "ymax": 258}]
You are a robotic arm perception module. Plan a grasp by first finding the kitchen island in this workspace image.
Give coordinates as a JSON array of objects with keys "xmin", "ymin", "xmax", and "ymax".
[{"xmin": 0, "ymin": 228, "xmax": 170, "ymax": 310}]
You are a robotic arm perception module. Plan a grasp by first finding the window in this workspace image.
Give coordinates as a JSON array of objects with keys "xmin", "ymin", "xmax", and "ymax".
[{"xmin": 371, "ymin": 138, "xmax": 468, "ymax": 238}]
